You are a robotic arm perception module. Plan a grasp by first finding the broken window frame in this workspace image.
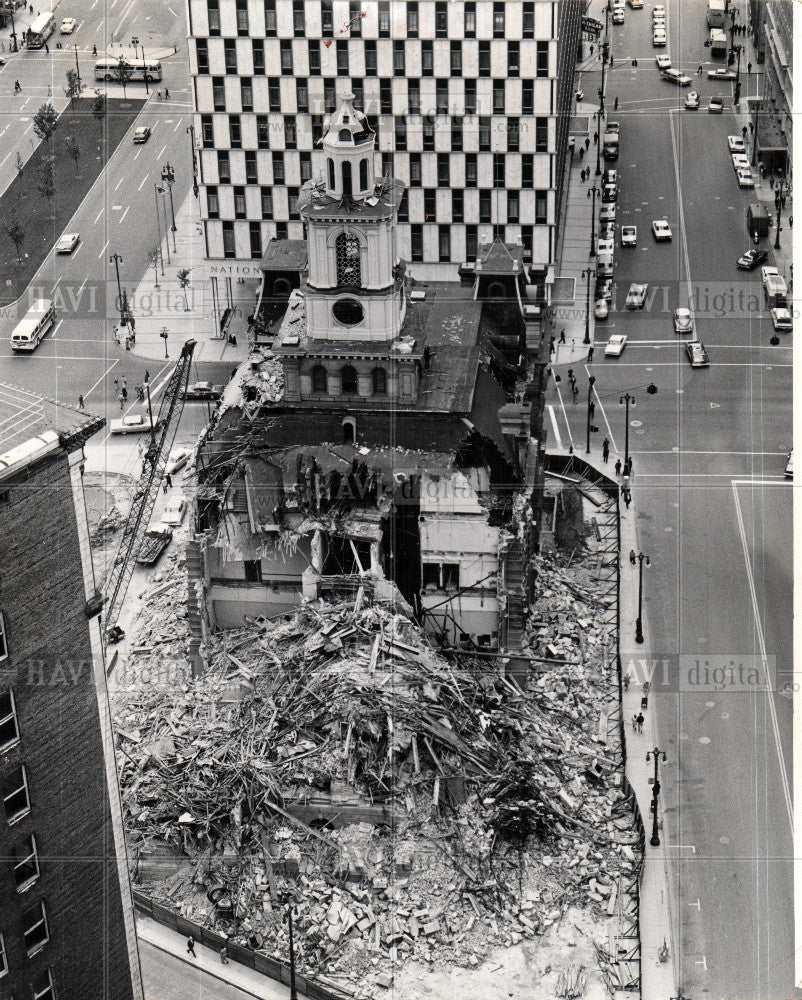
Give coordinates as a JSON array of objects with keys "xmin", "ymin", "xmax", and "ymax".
[
  {"xmin": 2, "ymin": 764, "xmax": 30, "ymax": 824},
  {"xmin": 0, "ymin": 687, "xmax": 19, "ymax": 751},
  {"xmin": 22, "ymin": 900, "xmax": 48, "ymax": 957},
  {"xmin": 422, "ymin": 562, "xmax": 461, "ymax": 592},
  {"xmin": 14, "ymin": 833, "xmax": 40, "ymax": 893}
]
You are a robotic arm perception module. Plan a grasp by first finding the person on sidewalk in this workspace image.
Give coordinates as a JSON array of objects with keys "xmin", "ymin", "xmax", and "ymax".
[
  {"xmin": 623, "ymin": 488, "xmax": 631, "ymax": 509},
  {"xmin": 559, "ymin": 329, "xmax": 566, "ymax": 344},
  {"xmin": 630, "ymin": 549, "xmax": 636, "ymax": 565},
  {"xmin": 220, "ymin": 945, "xmax": 229, "ymax": 965},
  {"xmin": 615, "ymin": 458, "xmax": 622, "ymax": 477},
  {"xmin": 118, "ymin": 392, "xmax": 125, "ymax": 411},
  {"xmin": 636, "ymin": 712, "xmax": 644, "ymax": 734},
  {"xmin": 632, "ymin": 714, "xmax": 638, "ymax": 733},
  {"xmin": 602, "ymin": 437, "xmax": 610, "ymax": 462},
  {"xmin": 697, "ymin": 63, "xmax": 703, "ymax": 74},
  {"xmin": 187, "ymin": 936, "xmax": 196, "ymax": 958},
  {"xmin": 93, "ymin": 44, "xmax": 97, "ymax": 56},
  {"xmin": 78, "ymin": 395, "xmax": 85, "ymax": 410},
  {"xmin": 587, "ymin": 345, "xmax": 594, "ymax": 362},
  {"xmin": 584, "ymin": 137, "xmax": 590, "ymax": 151}
]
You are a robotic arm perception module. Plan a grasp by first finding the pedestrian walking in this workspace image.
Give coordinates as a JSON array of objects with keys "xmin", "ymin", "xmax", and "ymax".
[
  {"xmin": 623, "ymin": 673, "xmax": 631, "ymax": 691},
  {"xmin": 629, "ymin": 549, "xmax": 636, "ymax": 565},
  {"xmin": 571, "ymin": 385, "xmax": 579, "ymax": 404},
  {"xmin": 121, "ymin": 377, "xmax": 127, "ymax": 391},
  {"xmin": 93, "ymin": 44, "xmax": 97, "ymax": 56},
  {"xmin": 220, "ymin": 945, "xmax": 229, "ymax": 965},
  {"xmin": 636, "ymin": 712, "xmax": 644, "ymax": 734},
  {"xmin": 113, "ymin": 377, "xmax": 119, "ymax": 389},
  {"xmin": 602, "ymin": 437, "xmax": 610, "ymax": 462},
  {"xmin": 587, "ymin": 345, "xmax": 594, "ymax": 362},
  {"xmin": 593, "ymin": 131, "xmax": 598, "ymax": 145},
  {"xmin": 697, "ymin": 64, "xmax": 703, "ymax": 75},
  {"xmin": 789, "ymin": 216, "xmax": 793, "ymax": 228},
  {"xmin": 44, "ymin": 42, "xmax": 48, "ymax": 52},
  {"xmin": 632, "ymin": 714, "xmax": 638, "ymax": 733},
  {"xmin": 156, "ymin": 90, "xmax": 162, "ymax": 100},
  {"xmin": 747, "ymin": 61, "xmax": 752, "ymax": 74},
  {"xmin": 78, "ymin": 394, "xmax": 85, "ymax": 410},
  {"xmin": 559, "ymin": 329, "xmax": 566, "ymax": 344},
  {"xmin": 578, "ymin": 145, "xmax": 585, "ymax": 161},
  {"xmin": 187, "ymin": 936, "xmax": 196, "ymax": 958},
  {"xmin": 633, "ymin": 58, "xmax": 638, "ymax": 67},
  {"xmin": 614, "ymin": 96, "xmax": 619, "ymax": 110},
  {"xmin": 588, "ymin": 400, "xmax": 596, "ymax": 419},
  {"xmin": 145, "ymin": 369, "xmax": 150, "ymax": 382},
  {"xmin": 165, "ymin": 473, "xmax": 172, "ymax": 489},
  {"xmin": 615, "ymin": 458, "xmax": 622, "ymax": 477},
  {"xmin": 549, "ymin": 340, "xmax": 555, "ymax": 358},
  {"xmin": 137, "ymin": 384, "xmax": 144, "ymax": 401},
  {"xmin": 623, "ymin": 488, "xmax": 631, "ymax": 509},
  {"xmin": 567, "ymin": 368, "xmax": 574, "ymax": 382},
  {"xmin": 121, "ymin": 385, "xmax": 128, "ymax": 401},
  {"xmin": 14, "ymin": 80, "xmax": 20, "ymax": 93},
  {"xmin": 118, "ymin": 392, "xmax": 124, "ymax": 411},
  {"xmin": 165, "ymin": 87, "xmax": 170, "ymax": 99},
  {"xmin": 585, "ymin": 137, "xmax": 590, "ymax": 151}
]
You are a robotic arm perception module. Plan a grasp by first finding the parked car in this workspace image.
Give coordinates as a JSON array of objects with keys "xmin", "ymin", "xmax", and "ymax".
[
  {"xmin": 55, "ymin": 233, "xmax": 80, "ymax": 254},
  {"xmin": 161, "ymin": 493, "xmax": 187, "ymax": 526},
  {"xmin": 673, "ymin": 308, "xmax": 693, "ymax": 334},
  {"xmin": 785, "ymin": 451, "xmax": 793, "ymax": 479},
  {"xmin": 612, "ymin": 8, "xmax": 625, "ymax": 22},
  {"xmin": 732, "ymin": 153, "xmax": 750, "ymax": 171},
  {"xmin": 771, "ymin": 307, "xmax": 793, "ymax": 331},
  {"xmin": 595, "ymin": 299, "xmax": 609, "ymax": 320},
  {"xmin": 628, "ymin": 0, "xmax": 643, "ymax": 7},
  {"xmin": 606, "ymin": 121, "xmax": 620, "ymax": 134},
  {"xmin": 600, "ymin": 203, "xmax": 617, "ymax": 224},
  {"xmin": 133, "ymin": 126, "xmax": 152, "ymax": 143},
  {"xmin": 185, "ymin": 381, "xmax": 224, "ymax": 400},
  {"xmin": 596, "ymin": 277, "xmax": 614, "ymax": 301},
  {"xmin": 685, "ymin": 341, "xmax": 710, "ymax": 367},
  {"xmin": 603, "ymin": 168, "xmax": 618, "ymax": 186},
  {"xmin": 602, "ymin": 184, "xmax": 617, "ymax": 203},
  {"xmin": 761, "ymin": 265, "xmax": 781, "ymax": 286},
  {"xmin": 626, "ymin": 283, "xmax": 648, "ymax": 309},
  {"xmin": 737, "ymin": 168, "xmax": 755, "ymax": 189},
  {"xmin": 652, "ymin": 219, "xmax": 672, "ymax": 241},
  {"xmin": 728, "ymin": 135, "xmax": 746, "ymax": 153},
  {"xmin": 605, "ymin": 334, "xmax": 628, "ymax": 357},
  {"xmin": 110, "ymin": 414, "xmax": 157, "ymax": 435},
  {"xmin": 652, "ymin": 29, "xmax": 667, "ymax": 46},
  {"xmin": 708, "ymin": 97, "xmax": 724, "ymax": 114},
  {"xmin": 655, "ymin": 55, "xmax": 671, "ymax": 70},
  {"xmin": 597, "ymin": 238, "xmax": 615, "ymax": 256},
  {"xmin": 621, "ymin": 225, "xmax": 637, "ymax": 247},
  {"xmin": 737, "ymin": 249, "xmax": 769, "ymax": 270},
  {"xmin": 165, "ymin": 448, "xmax": 191, "ymax": 475},
  {"xmin": 60, "ymin": 17, "xmax": 76, "ymax": 33},
  {"xmin": 685, "ymin": 91, "xmax": 700, "ymax": 109}
]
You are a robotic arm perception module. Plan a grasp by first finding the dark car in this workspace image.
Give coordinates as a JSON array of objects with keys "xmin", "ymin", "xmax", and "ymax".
[
  {"xmin": 185, "ymin": 381, "xmax": 224, "ymax": 400},
  {"xmin": 737, "ymin": 249, "xmax": 769, "ymax": 271}
]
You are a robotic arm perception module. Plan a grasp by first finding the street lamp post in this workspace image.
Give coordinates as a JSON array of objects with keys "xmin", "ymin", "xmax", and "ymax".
[
  {"xmin": 153, "ymin": 183, "xmax": 165, "ymax": 274},
  {"xmin": 8, "ymin": 2, "xmax": 17, "ymax": 52},
  {"xmin": 155, "ymin": 185, "xmax": 171, "ymax": 264},
  {"xmin": 733, "ymin": 44, "xmax": 742, "ymax": 106},
  {"xmin": 140, "ymin": 44, "xmax": 149, "ymax": 94},
  {"xmin": 595, "ymin": 110, "xmax": 602, "ymax": 176},
  {"xmin": 287, "ymin": 905, "xmax": 298, "ymax": 1000},
  {"xmin": 619, "ymin": 392, "xmax": 635, "ymax": 470},
  {"xmin": 589, "ymin": 185, "xmax": 599, "ymax": 257},
  {"xmin": 646, "ymin": 748, "xmax": 667, "ymax": 846},
  {"xmin": 582, "ymin": 267, "xmax": 595, "ymax": 345},
  {"xmin": 635, "ymin": 551, "xmax": 650, "ymax": 644},
  {"xmin": 586, "ymin": 375, "xmax": 597, "ymax": 454},
  {"xmin": 161, "ymin": 162, "xmax": 178, "ymax": 251},
  {"xmin": 73, "ymin": 45, "xmax": 82, "ymax": 91},
  {"xmin": 774, "ymin": 182, "xmax": 784, "ymax": 250},
  {"xmin": 187, "ymin": 124, "xmax": 199, "ymax": 198},
  {"xmin": 109, "ymin": 253, "xmax": 126, "ymax": 326},
  {"xmin": 160, "ymin": 328, "xmax": 169, "ymax": 358}
]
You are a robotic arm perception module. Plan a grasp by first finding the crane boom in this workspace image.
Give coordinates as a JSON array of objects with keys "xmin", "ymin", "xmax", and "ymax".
[{"xmin": 104, "ymin": 339, "xmax": 197, "ymax": 639}]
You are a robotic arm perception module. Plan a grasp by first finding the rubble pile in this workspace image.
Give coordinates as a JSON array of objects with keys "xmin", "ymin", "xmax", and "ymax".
[{"xmin": 116, "ymin": 567, "xmax": 638, "ymax": 988}]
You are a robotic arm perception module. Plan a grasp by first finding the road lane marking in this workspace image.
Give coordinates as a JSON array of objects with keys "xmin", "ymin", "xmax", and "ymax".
[
  {"xmin": 49, "ymin": 319, "xmax": 64, "ymax": 340},
  {"xmin": 173, "ymin": 120, "xmax": 182, "ymax": 131},
  {"xmin": 94, "ymin": 206, "xmax": 104, "ymax": 224},
  {"xmin": 119, "ymin": 206, "xmax": 129, "ymax": 224},
  {"xmin": 730, "ymin": 478, "xmax": 793, "ymax": 830},
  {"xmin": 668, "ymin": 111, "xmax": 694, "ymax": 306},
  {"xmin": 555, "ymin": 384, "xmax": 575, "ymax": 451},
  {"xmin": 114, "ymin": 176, "xmax": 124, "ymax": 190},
  {"xmin": 138, "ymin": 175, "xmax": 148, "ymax": 191},
  {"xmin": 157, "ymin": 144, "xmax": 166, "ymax": 159},
  {"xmin": 98, "ymin": 239, "xmax": 109, "ymax": 259},
  {"xmin": 695, "ymin": 956, "xmax": 708, "ymax": 971},
  {"xmin": 547, "ymin": 405, "xmax": 562, "ymax": 448}
]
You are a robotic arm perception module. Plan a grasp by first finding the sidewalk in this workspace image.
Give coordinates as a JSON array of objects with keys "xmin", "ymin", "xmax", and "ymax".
[
  {"xmin": 126, "ymin": 188, "xmax": 256, "ymax": 365},
  {"xmin": 137, "ymin": 914, "xmax": 303, "ymax": 999}
]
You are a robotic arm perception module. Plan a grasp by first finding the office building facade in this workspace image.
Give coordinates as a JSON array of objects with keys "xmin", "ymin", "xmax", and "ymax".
[{"xmin": 187, "ymin": 0, "xmax": 583, "ymax": 281}]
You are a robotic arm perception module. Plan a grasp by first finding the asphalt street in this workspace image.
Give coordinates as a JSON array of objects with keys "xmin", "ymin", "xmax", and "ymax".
[{"xmin": 550, "ymin": 2, "xmax": 795, "ymax": 997}]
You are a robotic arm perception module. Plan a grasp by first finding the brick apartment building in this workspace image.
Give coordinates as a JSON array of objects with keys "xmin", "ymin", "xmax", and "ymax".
[
  {"xmin": 187, "ymin": 0, "xmax": 584, "ymax": 280},
  {"xmin": 0, "ymin": 389, "xmax": 142, "ymax": 999}
]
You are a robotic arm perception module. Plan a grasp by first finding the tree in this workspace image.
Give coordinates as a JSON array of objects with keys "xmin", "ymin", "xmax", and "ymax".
[
  {"xmin": 64, "ymin": 136, "xmax": 81, "ymax": 175},
  {"xmin": 15, "ymin": 151, "xmax": 23, "ymax": 175},
  {"xmin": 65, "ymin": 68, "xmax": 81, "ymax": 105},
  {"xmin": 92, "ymin": 93, "xmax": 107, "ymax": 125},
  {"xmin": 177, "ymin": 268, "xmax": 192, "ymax": 311},
  {"xmin": 36, "ymin": 161, "xmax": 55, "ymax": 215},
  {"xmin": 32, "ymin": 102, "xmax": 59, "ymax": 150},
  {"xmin": 115, "ymin": 58, "xmax": 133, "ymax": 98},
  {"xmin": 148, "ymin": 247, "xmax": 162, "ymax": 288},
  {"xmin": 7, "ymin": 217, "xmax": 25, "ymax": 264}
]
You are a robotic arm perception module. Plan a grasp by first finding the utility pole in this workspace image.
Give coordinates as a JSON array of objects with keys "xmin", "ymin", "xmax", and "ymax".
[
  {"xmin": 160, "ymin": 327, "xmax": 169, "ymax": 358},
  {"xmin": 109, "ymin": 253, "xmax": 125, "ymax": 326},
  {"xmin": 589, "ymin": 184, "xmax": 599, "ymax": 257},
  {"xmin": 73, "ymin": 44, "xmax": 81, "ymax": 91},
  {"xmin": 774, "ymin": 182, "xmax": 784, "ymax": 250},
  {"xmin": 140, "ymin": 44, "xmax": 149, "ymax": 94},
  {"xmin": 582, "ymin": 267, "xmax": 595, "ymax": 345},
  {"xmin": 186, "ymin": 124, "xmax": 199, "ymax": 198},
  {"xmin": 161, "ymin": 162, "xmax": 178, "ymax": 252},
  {"xmin": 733, "ymin": 44, "xmax": 741, "ymax": 106},
  {"xmin": 155, "ymin": 184, "xmax": 171, "ymax": 264},
  {"xmin": 8, "ymin": 2, "xmax": 17, "ymax": 52},
  {"xmin": 635, "ymin": 551, "xmax": 650, "ymax": 643},
  {"xmin": 595, "ymin": 109, "xmax": 602, "ymax": 176},
  {"xmin": 619, "ymin": 392, "xmax": 635, "ymax": 470},
  {"xmin": 586, "ymin": 375, "xmax": 597, "ymax": 454},
  {"xmin": 646, "ymin": 748, "xmax": 667, "ymax": 846}
]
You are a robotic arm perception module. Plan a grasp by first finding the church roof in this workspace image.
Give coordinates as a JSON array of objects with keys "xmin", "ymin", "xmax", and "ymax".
[
  {"xmin": 322, "ymin": 91, "xmax": 374, "ymax": 149},
  {"xmin": 297, "ymin": 176, "xmax": 405, "ymax": 220}
]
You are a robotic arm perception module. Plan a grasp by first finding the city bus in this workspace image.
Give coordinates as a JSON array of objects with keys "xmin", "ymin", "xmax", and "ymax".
[
  {"xmin": 26, "ymin": 11, "xmax": 55, "ymax": 48},
  {"xmin": 709, "ymin": 28, "xmax": 727, "ymax": 57},
  {"xmin": 10, "ymin": 299, "xmax": 56, "ymax": 351},
  {"xmin": 94, "ymin": 57, "xmax": 163, "ymax": 82}
]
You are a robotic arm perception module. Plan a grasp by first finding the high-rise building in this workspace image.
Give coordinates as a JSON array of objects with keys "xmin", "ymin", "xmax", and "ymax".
[
  {"xmin": 187, "ymin": 0, "xmax": 584, "ymax": 281},
  {"xmin": 0, "ymin": 390, "xmax": 143, "ymax": 1000}
]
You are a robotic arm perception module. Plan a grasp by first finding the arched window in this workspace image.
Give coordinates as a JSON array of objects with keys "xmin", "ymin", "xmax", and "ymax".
[
  {"xmin": 359, "ymin": 158, "xmax": 368, "ymax": 190},
  {"xmin": 341, "ymin": 365, "xmax": 358, "ymax": 395},
  {"xmin": 339, "ymin": 128, "xmax": 352, "ymax": 142},
  {"xmin": 273, "ymin": 277, "xmax": 292, "ymax": 298},
  {"xmin": 371, "ymin": 367, "xmax": 387, "ymax": 395},
  {"xmin": 327, "ymin": 158, "xmax": 335, "ymax": 189},
  {"xmin": 342, "ymin": 418, "xmax": 356, "ymax": 444},
  {"xmin": 342, "ymin": 160, "xmax": 352, "ymax": 198},
  {"xmin": 336, "ymin": 232, "xmax": 361, "ymax": 287},
  {"xmin": 311, "ymin": 365, "xmax": 328, "ymax": 394}
]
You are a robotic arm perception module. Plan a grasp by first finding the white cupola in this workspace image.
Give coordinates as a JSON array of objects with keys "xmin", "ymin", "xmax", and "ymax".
[{"xmin": 322, "ymin": 91, "xmax": 376, "ymax": 201}]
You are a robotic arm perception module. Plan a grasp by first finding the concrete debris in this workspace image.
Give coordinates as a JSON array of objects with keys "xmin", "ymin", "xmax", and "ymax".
[{"xmin": 115, "ymin": 538, "xmax": 640, "ymax": 991}]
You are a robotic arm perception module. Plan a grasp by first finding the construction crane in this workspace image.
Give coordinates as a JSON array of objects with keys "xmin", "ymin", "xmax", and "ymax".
[{"xmin": 104, "ymin": 339, "xmax": 197, "ymax": 641}]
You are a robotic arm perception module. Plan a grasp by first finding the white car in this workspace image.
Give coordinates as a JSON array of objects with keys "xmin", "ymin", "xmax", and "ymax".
[
  {"xmin": 60, "ymin": 17, "xmax": 76, "ymax": 34},
  {"xmin": 662, "ymin": 68, "xmax": 692, "ymax": 86},
  {"xmin": 606, "ymin": 121, "xmax": 620, "ymax": 134},
  {"xmin": 737, "ymin": 168, "xmax": 755, "ymax": 188},
  {"xmin": 165, "ymin": 448, "xmax": 191, "ymax": 475},
  {"xmin": 612, "ymin": 9, "xmax": 625, "ymax": 23},
  {"xmin": 673, "ymin": 308, "xmax": 693, "ymax": 334},
  {"xmin": 55, "ymin": 233, "xmax": 79, "ymax": 254},
  {"xmin": 600, "ymin": 203, "xmax": 617, "ymax": 224},
  {"xmin": 626, "ymin": 283, "xmax": 648, "ymax": 309},
  {"xmin": 728, "ymin": 135, "xmax": 746, "ymax": 153},
  {"xmin": 621, "ymin": 225, "xmax": 637, "ymax": 247},
  {"xmin": 595, "ymin": 299, "xmax": 609, "ymax": 320},
  {"xmin": 708, "ymin": 67, "xmax": 736, "ymax": 81},
  {"xmin": 605, "ymin": 334, "xmax": 628, "ymax": 357},
  {"xmin": 652, "ymin": 219, "xmax": 672, "ymax": 241},
  {"xmin": 786, "ymin": 451, "xmax": 793, "ymax": 478},
  {"xmin": 731, "ymin": 153, "xmax": 750, "ymax": 171},
  {"xmin": 708, "ymin": 97, "xmax": 724, "ymax": 114},
  {"xmin": 655, "ymin": 55, "xmax": 671, "ymax": 70},
  {"xmin": 685, "ymin": 91, "xmax": 700, "ymax": 109},
  {"xmin": 653, "ymin": 30, "xmax": 667, "ymax": 46},
  {"xmin": 686, "ymin": 341, "xmax": 709, "ymax": 368},
  {"xmin": 653, "ymin": 3, "xmax": 665, "ymax": 13},
  {"xmin": 771, "ymin": 307, "xmax": 792, "ymax": 331},
  {"xmin": 109, "ymin": 414, "xmax": 157, "ymax": 435},
  {"xmin": 161, "ymin": 493, "xmax": 187, "ymax": 526},
  {"xmin": 597, "ymin": 238, "xmax": 615, "ymax": 256},
  {"xmin": 761, "ymin": 266, "xmax": 781, "ymax": 286}
]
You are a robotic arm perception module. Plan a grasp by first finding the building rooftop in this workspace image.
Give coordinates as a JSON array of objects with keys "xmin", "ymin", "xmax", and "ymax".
[
  {"xmin": 260, "ymin": 239, "xmax": 308, "ymax": 272},
  {"xmin": 0, "ymin": 381, "xmax": 103, "ymax": 466},
  {"xmin": 297, "ymin": 177, "xmax": 405, "ymax": 221},
  {"xmin": 475, "ymin": 241, "xmax": 528, "ymax": 276}
]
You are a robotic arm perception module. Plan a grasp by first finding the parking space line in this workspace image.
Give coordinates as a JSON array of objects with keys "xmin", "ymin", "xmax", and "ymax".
[
  {"xmin": 119, "ymin": 206, "xmax": 129, "ymax": 224},
  {"xmin": 547, "ymin": 405, "xmax": 562, "ymax": 449},
  {"xmin": 94, "ymin": 206, "xmax": 104, "ymax": 224},
  {"xmin": 98, "ymin": 239, "xmax": 109, "ymax": 259}
]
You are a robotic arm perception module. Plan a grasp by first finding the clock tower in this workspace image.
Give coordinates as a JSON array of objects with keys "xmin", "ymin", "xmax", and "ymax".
[{"xmin": 297, "ymin": 91, "xmax": 407, "ymax": 343}]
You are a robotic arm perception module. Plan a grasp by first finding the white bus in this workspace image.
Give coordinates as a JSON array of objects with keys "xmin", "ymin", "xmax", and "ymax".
[
  {"xmin": 26, "ymin": 12, "xmax": 55, "ymax": 48},
  {"xmin": 10, "ymin": 299, "xmax": 56, "ymax": 351},
  {"xmin": 94, "ymin": 57, "xmax": 163, "ymax": 83}
]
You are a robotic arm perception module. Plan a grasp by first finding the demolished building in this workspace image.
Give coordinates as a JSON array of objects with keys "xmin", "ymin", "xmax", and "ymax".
[{"xmin": 187, "ymin": 92, "xmax": 542, "ymax": 658}]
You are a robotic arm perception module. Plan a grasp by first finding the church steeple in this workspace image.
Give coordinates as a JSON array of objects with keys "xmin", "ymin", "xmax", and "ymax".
[{"xmin": 322, "ymin": 91, "xmax": 376, "ymax": 201}]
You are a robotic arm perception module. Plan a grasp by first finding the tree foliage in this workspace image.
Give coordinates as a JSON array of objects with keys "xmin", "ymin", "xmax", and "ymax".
[
  {"xmin": 7, "ymin": 218, "xmax": 25, "ymax": 264},
  {"xmin": 64, "ymin": 135, "xmax": 81, "ymax": 174},
  {"xmin": 32, "ymin": 102, "xmax": 59, "ymax": 147},
  {"xmin": 65, "ymin": 68, "xmax": 81, "ymax": 105}
]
